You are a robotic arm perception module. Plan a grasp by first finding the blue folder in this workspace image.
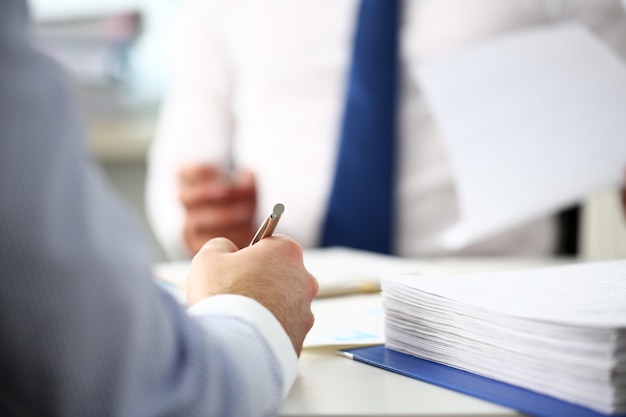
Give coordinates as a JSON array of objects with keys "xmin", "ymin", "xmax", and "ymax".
[{"xmin": 340, "ymin": 345, "xmax": 624, "ymax": 417}]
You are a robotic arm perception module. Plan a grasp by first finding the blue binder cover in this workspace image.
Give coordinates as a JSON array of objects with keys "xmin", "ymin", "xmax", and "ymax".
[{"xmin": 340, "ymin": 345, "xmax": 624, "ymax": 417}]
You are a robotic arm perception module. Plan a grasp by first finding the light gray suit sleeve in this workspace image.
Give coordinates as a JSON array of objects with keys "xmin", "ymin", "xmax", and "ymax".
[{"xmin": 0, "ymin": 1, "xmax": 286, "ymax": 415}]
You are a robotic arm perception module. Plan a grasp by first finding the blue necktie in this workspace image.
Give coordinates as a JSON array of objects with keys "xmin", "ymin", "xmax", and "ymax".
[{"xmin": 321, "ymin": 0, "xmax": 399, "ymax": 254}]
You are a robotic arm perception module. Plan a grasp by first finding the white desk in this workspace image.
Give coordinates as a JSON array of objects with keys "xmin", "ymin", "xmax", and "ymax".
[{"xmin": 282, "ymin": 347, "xmax": 524, "ymax": 417}]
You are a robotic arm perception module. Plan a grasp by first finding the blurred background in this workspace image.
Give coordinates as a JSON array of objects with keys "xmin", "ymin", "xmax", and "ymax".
[
  {"xmin": 28, "ymin": 0, "xmax": 626, "ymax": 262},
  {"xmin": 30, "ymin": 0, "xmax": 176, "ymax": 261}
]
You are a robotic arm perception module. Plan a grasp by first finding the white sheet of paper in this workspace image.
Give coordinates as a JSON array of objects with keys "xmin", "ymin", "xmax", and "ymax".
[
  {"xmin": 303, "ymin": 293, "xmax": 384, "ymax": 348},
  {"xmin": 384, "ymin": 259, "xmax": 626, "ymax": 328},
  {"xmin": 414, "ymin": 23, "xmax": 626, "ymax": 248},
  {"xmin": 301, "ymin": 247, "xmax": 423, "ymax": 296}
]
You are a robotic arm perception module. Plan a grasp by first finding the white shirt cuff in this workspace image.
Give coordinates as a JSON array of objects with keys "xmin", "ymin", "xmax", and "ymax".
[{"xmin": 187, "ymin": 294, "xmax": 298, "ymax": 398}]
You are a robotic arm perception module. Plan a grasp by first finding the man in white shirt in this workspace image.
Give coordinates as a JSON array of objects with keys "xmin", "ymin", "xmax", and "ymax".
[{"xmin": 146, "ymin": 0, "xmax": 626, "ymax": 260}]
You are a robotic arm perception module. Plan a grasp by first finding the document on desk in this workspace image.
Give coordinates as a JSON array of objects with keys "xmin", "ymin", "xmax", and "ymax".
[
  {"xmin": 380, "ymin": 259, "xmax": 626, "ymax": 416},
  {"xmin": 303, "ymin": 293, "xmax": 384, "ymax": 349},
  {"xmin": 153, "ymin": 249, "xmax": 404, "ymax": 348},
  {"xmin": 414, "ymin": 23, "xmax": 626, "ymax": 248},
  {"xmin": 301, "ymin": 247, "xmax": 422, "ymax": 296},
  {"xmin": 153, "ymin": 247, "xmax": 423, "ymax": 301}
]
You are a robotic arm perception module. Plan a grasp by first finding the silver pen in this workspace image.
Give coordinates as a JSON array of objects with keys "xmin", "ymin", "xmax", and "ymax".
[{"xmin": 249, "ymin": 203, "xmax": 285, "ymax": 246}]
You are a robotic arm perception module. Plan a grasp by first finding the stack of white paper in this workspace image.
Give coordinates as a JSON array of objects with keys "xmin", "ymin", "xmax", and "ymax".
[{"xmin": 382, "ymin": 260, "xmax": 626, "ymax": 414}]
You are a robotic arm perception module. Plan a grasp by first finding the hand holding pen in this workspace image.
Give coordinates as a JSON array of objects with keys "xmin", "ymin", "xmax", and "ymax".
[{"xmin": 186, "ymin": 200, "xmax": 317, "ymax": 356}]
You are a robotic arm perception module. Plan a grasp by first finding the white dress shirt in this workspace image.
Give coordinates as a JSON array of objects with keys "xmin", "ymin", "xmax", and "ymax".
[
  {"xmin": 146, "ymin": 0, "xmax": 626, "ymax": 260},
  {"xmin": 189, "ymin": 294, "xmax": 298, "ymax": 400}
]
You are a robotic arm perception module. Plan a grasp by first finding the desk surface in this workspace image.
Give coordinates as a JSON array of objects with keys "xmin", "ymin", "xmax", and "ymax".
[{"xmin": 282, "ymin": 347, "xmax": 524, "ymax": 416}]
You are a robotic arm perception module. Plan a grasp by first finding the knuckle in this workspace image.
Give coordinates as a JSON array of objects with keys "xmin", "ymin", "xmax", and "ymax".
[
  {"xmin": 307, "ymin": 310, "xmax": 315, "ymax": 331},
  {"xmin": 309, "ymin": 274, "xmax": 320, "ymax": 298}
]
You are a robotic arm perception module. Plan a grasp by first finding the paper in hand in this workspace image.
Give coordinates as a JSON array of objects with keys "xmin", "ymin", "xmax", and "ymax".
[{"xmin": 415, "ymin": 23, "xmax": 626, "ymax": 248}]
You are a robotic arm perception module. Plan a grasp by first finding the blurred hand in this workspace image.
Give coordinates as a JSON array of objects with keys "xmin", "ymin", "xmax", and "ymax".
[
  {"xmin": 178, "ymin": 163, "xmax": 257, "ymax": 254},
  {"xmin": 186, "ymin": 236, "xmax": 319, "ymax": 356}
]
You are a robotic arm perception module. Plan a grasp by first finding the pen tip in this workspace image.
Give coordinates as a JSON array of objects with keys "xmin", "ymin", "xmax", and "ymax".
[{"xmin": 273, "ymin": 203, "xmax": 285, "ymax": 216}]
